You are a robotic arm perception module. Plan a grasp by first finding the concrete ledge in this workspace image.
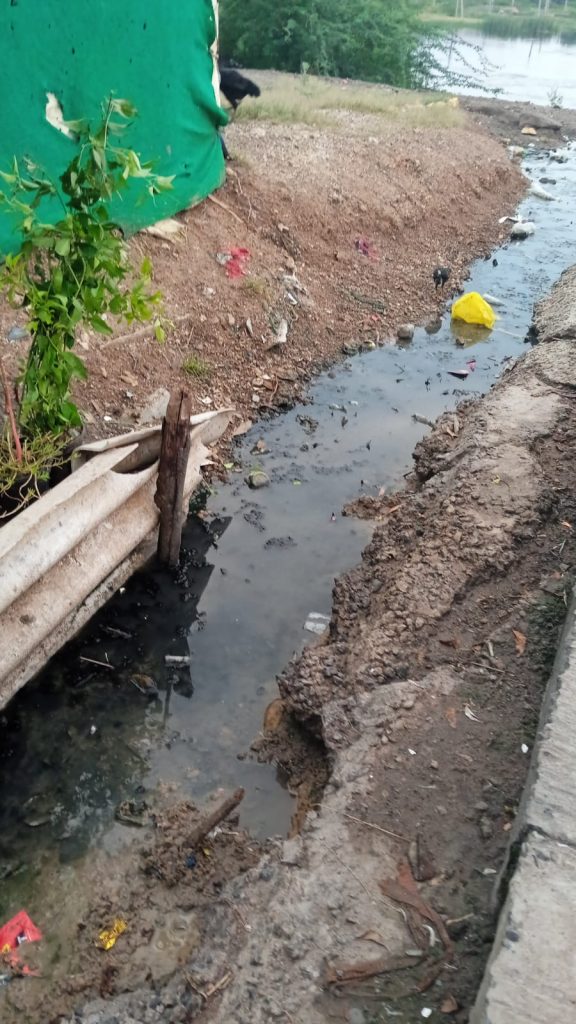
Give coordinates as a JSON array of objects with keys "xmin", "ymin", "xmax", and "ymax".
[
  {"xmin": 471, "ymin": 832, "xmax": 576, "ymax": 1024},
  {"xmin": 471, "ymin": 594, "xmax": 576, "ymax": 1022}
]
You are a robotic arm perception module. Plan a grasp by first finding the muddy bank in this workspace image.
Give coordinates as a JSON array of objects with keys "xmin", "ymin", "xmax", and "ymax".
[
  {"xmin": 461, "ymin": 96, "xmax": 576, "ymax": 148},
  {"xmin": 52, "ymin": 284, "xmax": 576, "ymax": 1023}
]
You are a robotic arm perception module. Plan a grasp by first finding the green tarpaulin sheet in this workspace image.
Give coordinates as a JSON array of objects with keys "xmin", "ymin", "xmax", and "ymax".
[{"xmin": 0, "ymin": 0, "xmax": 227, "ymax": 253}]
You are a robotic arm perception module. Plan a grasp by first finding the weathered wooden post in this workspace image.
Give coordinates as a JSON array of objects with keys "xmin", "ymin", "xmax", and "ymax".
[{"xmin": 154, "ymin": 389, "xmax": 192, "ymax": 567}]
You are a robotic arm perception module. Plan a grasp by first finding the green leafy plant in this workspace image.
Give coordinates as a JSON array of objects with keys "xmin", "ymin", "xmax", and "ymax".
[
  {"xmin": 182, "ymin": 354, "xmax": 212, "ymax": 380},
  {"xmin": 0, "ymin": 97, "xmax": 171, "ymax": 440}
]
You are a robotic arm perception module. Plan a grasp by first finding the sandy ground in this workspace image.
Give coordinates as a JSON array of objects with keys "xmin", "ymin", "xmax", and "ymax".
[{"xmin": 2, "ymin": 92, "xmax": 575, "ymax": 1023}]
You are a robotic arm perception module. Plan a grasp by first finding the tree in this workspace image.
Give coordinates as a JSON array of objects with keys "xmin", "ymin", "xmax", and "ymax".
[{"xmin": 219, "ymin": 0, "xmax": 490, "ymax": 91}]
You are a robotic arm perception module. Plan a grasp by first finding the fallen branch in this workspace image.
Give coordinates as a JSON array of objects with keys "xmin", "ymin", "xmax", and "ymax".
[
  {"xmin": 1, "ymin": 359, "xmax": 23, "ymax": 465},
  {"xmin": 325, "ymin": 954, "xmax": 422, "ymax": 987},
  {"xmin": 208, "ymin": 193, "xmax": 246, "ymax": 227},
  {"xmin": 343, "ymin": 812, "xmax": 407, "ymax": 842},
  {"xmin": 101, "ymin": 313, "xmax": 192, "ymax": 350},
  {"xmin": 188, "ymin": 787, "xmax": 245, "ymax": 849}
]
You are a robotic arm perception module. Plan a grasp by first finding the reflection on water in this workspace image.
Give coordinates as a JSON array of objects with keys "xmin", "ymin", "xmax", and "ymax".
[
  {"xmin": 450, "ymin": 30, "xmax": 576, "ymax": 107},
  {"xmin": 0, "ymin": 142, "xmax": 575, "ymax": 932}
]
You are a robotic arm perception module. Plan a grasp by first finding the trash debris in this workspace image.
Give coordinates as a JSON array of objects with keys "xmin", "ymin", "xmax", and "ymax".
[
  {"xmin": 466, "ymin": 357, "xmax": 477, "ymax": 371},
  {"xmin": 530, "ymin": 181, "xmax": 555, "ymax": 201},
  {"xmin": 447, "ymin": 369, "xmax": 469, "ymax": 380},
  {"xmin": 512, "ymin": 629, "xmax": 527, "ymax": 656},
  {"xmin": 483, "ymin": 294, "xmax": 505, "ymax": 307},
  {"xmin": 267, "ymin": 318, "xmax": 289, "ymax": 350},
  {"xmin": 165, "ymin": 654, "xmax": 191, "ymax": 666},
  {"xmin": 216, "ymin": 246, "xmax": 251, "ymax": 278},
  {"xmin": 421, "ymin": 1008, "xmax": 433, "ymax": 1019},
  {"xmin": 186, "ymin": 853, "xmax": 197, "ymax": 869},
  {"xmin": 98, "ymin": 918, "xmax": 127, "ymax": 951},
  {"xmin": 433, "ymin": 266, "xmax": 451, "ymax": 291},
  {"xmin": 520, "ymin": 125, "xmax": 537, "ymax": 136},
  {"xmin": 451, "ymin": 292, "xmax": 497, "ymax": 329},
  {"xmin": 143, "ymin": 217, "xmax": 183, "ymax": 242},
  {"xmin": 7, "ymin": 326, "xmax": 29, "ymax": 343},
  {"xmin": 305, "ymin": 612, "xmax": 330, "ymax": 635},
  {"xmin": 0, "ymin": 911, "xmax": 43, "ymax": 953},
  {"xmin": 510, "ymin": 221, "xmax": 536, "ymax": 240},
  {"xmin": 521, "ymin": 743, "xmax": 529, "ymax": 754},
  {"xmin": 464, "ymin": 704, "xmax": 480, "ymax": 722},
  {"xmin": 355, "ymin": 238, "xmax": 378, "ymax": 259}
]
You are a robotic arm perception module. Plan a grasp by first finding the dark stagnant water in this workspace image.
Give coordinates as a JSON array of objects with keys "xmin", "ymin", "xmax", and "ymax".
[{"xmin": 1, "ymin": 143, "xmax": 575, "ymax": 926}]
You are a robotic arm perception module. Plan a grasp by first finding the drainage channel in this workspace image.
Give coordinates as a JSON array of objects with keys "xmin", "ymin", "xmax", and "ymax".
[{"xmin": 1, "ymin": 143, "xmax": 575, "ymax": 924}]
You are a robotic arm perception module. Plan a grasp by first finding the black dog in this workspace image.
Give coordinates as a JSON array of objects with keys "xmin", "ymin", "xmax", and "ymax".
[
  {"xmin": 219, "ymin": 64, "xmax": 261, "ymax": 110},
  {"xmin": 218, "ymin": 64, "xmax": 261, "ymax": 161}
]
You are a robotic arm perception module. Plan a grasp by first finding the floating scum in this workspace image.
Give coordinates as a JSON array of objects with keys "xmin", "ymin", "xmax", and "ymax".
[
  {"xmin": 0, "ymin": 0, "xmax": 228, "ymax": 252},
  {"xmin": 451, "ymin": 292, "xmax": 497, "ymax": 330}
]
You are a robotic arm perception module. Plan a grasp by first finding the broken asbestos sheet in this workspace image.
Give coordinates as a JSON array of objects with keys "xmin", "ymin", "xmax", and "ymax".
[{"xmin": 0, "ymin": 406, "xmax": 234, "ymax": 709}]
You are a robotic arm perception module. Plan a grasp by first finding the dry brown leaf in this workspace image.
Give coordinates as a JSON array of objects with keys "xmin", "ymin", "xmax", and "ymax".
[
  {"xmin": 512, "ymin": 629, "xmax": 527, "ymax": 656},
  {"xmin": 356, "ymin": 929, "xmax": 389, "ymax": 948},
  {"xmin": 380, "ymin": 860, "xmax": 453, "ymax": 955},
  {"xmin": 325, "ymin": 954, "xmax": 420, "ymax": 987},
  {"xmin": 441, "ymin": 994, "xmax": 459, "ymax": 1014},
  {"xmin": 561, "ymin": 520, "xmax": 573, "ymax": 530},
  {"xmin": 445, "ymin": 707, "xmax": 457, "ymax": 729}
]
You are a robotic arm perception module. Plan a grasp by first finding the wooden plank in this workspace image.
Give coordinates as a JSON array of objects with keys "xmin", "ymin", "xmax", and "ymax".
[{"xmin": 154, "ymin": 389, "xmax": 192, "ymax": 566}]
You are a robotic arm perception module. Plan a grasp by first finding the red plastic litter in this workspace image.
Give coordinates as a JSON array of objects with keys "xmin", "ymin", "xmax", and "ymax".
[
  {"xmin": 224, "ymin": 247, "xmax": 251, "ymax": 279},
  {"xmin": 355, "ymin": 238, "xmax": 378, "ymax": 260},
  {"xmin": 0, "ymin": 911, "xmax": 43, "ymax": 953}
]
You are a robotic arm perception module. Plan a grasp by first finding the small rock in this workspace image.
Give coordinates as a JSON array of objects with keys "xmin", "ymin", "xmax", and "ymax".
[
  {"xmin": 397, "ymin": 323, "xmax": 415, "ymax": 341},
  {"xmin": 348, "ymin": 1011, "xmax": 367, "ymax": 1024},
  {"xmin": 247, "ymin": 470, "xmax": 270, "ymax": 490},
  {"xmin": 479, "ymin": 815, "xmax": 494, "ymax": 839},
  {"xmin": 282, "ymin": 837, "xmax": 303, "ymax": 867},
  {"xmin": 430, "ymin": 760, "xmax": 439, "ymax": 770},
  {"xmin": 475, "ymin": 800, "xmax": 489, "ymax": 812}
]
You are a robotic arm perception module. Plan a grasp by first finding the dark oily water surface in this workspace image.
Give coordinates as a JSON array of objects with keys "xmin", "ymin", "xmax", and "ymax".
[{"xmin": 0, "ymin": 143, "xmax": 575, "ymax": 924}]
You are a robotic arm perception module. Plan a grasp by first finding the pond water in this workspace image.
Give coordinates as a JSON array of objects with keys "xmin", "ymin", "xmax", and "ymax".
[{"xmin": 450, "ymin": 29, "xmax": 576, "ymax": 107}]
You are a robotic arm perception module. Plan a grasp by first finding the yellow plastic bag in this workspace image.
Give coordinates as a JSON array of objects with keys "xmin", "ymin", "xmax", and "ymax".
[
  {"xmin": 98, "ymin": 918, "xmax": 127, "ymax": 951},
  {"xmin": 451, "ymin": 292, "xmax": 497, "ymax": 329}
]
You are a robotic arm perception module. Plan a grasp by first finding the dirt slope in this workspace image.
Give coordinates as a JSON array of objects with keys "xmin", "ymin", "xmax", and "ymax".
[{"xmin": 1, "ymin": 102, "xmax": 524, "ymax": 440}]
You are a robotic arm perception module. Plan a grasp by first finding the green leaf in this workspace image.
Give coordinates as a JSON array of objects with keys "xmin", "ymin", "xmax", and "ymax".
[
  {"xmin": 54, "ymin": 236, "xmax": 71, "ymax": 257},
  {"xmin": 90, "ymin": 316, "xmax": 113, "ymax": 335},
  {"xmin": 154, "ymin": 322, "xmax": 166, "ymax": 343}
]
